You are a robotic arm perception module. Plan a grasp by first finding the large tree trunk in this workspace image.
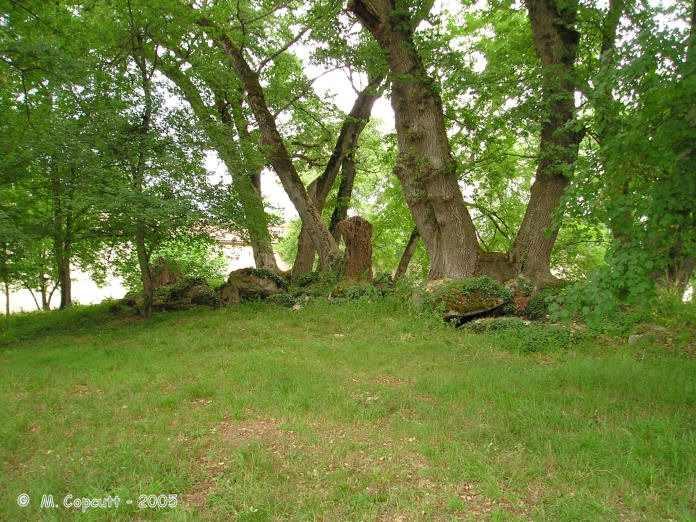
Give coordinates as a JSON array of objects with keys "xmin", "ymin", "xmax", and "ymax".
[
  {"xmin": 349, "ymin": 0, "xmax": 480, "ymax": 280},
  {"xmin": 337, "ymin": 216, "xmax": 374, "ymax": 282},
  {"xmin": 3, "ymin": 281, "xmax": 8, "ymax": 316},
  {"xmin": 291, "ymin": 77, "xmax": 383, "ymax": 278},
  {"xmin": 159, "ymin": 62, "xmax": 280, "ymax": 274},
  {"xmin": 213, "ymin": 32, "xmax": 341, "ymax": 270},
  {"xmin": 225, "ymin": 89, "xmax": 281, "ymax": 274},
  {"xmin": 508, "ymin": 0, "xmax": 582, "ymax": 285},
  {"xmin": 393, "ymin": 227, "xmax": 420, "ymax": 280}
]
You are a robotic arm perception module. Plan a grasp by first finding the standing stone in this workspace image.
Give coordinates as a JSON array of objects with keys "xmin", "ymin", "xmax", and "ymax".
[{"xmin": 337, "ymin": 216, "xmax": 373, "ymax": 282}]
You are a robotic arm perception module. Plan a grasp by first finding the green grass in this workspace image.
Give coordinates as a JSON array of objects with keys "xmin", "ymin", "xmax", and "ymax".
[{"xmin": 1, "ymin": 298, "xmax": 695, "ymax": 520}]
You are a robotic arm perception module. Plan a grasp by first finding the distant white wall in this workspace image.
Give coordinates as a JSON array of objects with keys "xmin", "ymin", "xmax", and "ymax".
[
  {"xmin": 1, "ymin": 268, "xmax": 128, "ymax": 314},
  {"xmin": 1, "ymin": 245, "xmax": 288, "ymax": 314}
]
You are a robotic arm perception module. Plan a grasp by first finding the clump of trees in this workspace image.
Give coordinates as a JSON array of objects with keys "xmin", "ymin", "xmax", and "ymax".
[{"xmin": 2, "ymin": 0, "xmax": 693, "ymax": 317}]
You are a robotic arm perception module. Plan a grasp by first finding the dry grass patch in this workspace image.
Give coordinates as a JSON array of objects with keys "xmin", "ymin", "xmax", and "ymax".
[
  {"xmin": 373, "ymin": 375, "xmax": 409, "ymax": 388},
  {"xmin": 182, "ymin": 417, "xmax": 300, "ymax": 509}
]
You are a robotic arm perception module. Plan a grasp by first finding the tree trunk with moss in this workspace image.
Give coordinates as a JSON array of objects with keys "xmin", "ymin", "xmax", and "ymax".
[
  {"xmin": 349, "ymin": 0, "xmax": 480, "ymax": 280},
  {"xmin": 506, "ymin": 0, "xmax": 582, "ymax": 285}
]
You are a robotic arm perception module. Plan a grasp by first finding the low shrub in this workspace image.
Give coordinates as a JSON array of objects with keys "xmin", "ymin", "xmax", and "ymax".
[
  {"xmin": 265, "ymin": 293, "xmax": 298, "ymax": 307},
  {"xmin": 465, "ymin": 316, "xmax": 529, "ymax": 333},
  {"xmin": 525, "ymin": 283, "xmax": 566, "ymax": 320}
]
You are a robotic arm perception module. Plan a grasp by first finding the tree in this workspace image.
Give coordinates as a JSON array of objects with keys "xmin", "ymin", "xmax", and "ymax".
[
  {"xmin": 0, "ymin": 0, "xmax": 112, "ymax": 309},
  {"xmin": 154, "ymin": 42, "xmax": 282, "ymax": 273},
  {"xmin": 291, "ymin": 75, "xmax": 384, "ymax": 278},
  {"xmin": 349, "ymin": 0, "xmax": 481, "ymax": 280},
  {"xmin": 506, "ymin": 0, "xmax": 583, "ymax": 283},
  {"xmin": 568, "ymin": 0, "xmax": 695, "ymax": 299},
  {"xmin": 192, "ymin": 9, "xmax": 343, "ymax": 270}
]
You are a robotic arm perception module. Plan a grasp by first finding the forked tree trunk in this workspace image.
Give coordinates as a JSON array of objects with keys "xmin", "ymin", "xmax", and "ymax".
[
  {"xmin": 293, "ymin": 156, "xmax": 358, "ymax": 276},
  {"xmin": 213, "ymin": 32, "xmax": 341, "ymax": 270},
  {"xmin": 393, "ymin": 227, "xmax": 420, "ymax": 280},
  {"xmin": 292, "ymin": 77, "xmax": 383, "ymax": 278},
  {"xmin": 159, "ymin": 63, "xmax": 280, "ymax": 274},
  {"xmin": 349, "ymin": 0, "xmax": 480, "ymax": 280},
  {"xmin": 508, "ymin": 0, "xmax": 582, "ymax": 285},
  {"xmin": 39, "ymin": 273, "xmax": 56, "ymax": 311}
]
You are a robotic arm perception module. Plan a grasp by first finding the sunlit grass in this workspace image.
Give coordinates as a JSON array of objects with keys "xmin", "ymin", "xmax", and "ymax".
[{"xmin": 1, "ymin": 299, "xmax": 695, "ymax": 520}]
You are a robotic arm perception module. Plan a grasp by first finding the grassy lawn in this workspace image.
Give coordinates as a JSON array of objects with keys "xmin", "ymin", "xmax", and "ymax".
[{"xmin": 1, "ymin": 298, "xmax": 695, "ymax": 520}]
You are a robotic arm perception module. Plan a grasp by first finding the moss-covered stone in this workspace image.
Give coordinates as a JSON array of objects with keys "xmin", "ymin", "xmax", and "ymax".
[
  {"xmin": 245, "ymin": 268, "xmax": 289, "ymax": 290},
  {"xmin": 218, "ymin": 268, "xmax": 287, "ymax": 306},
  {"xmin": 265, "ymin": 293, "xmax": 298, "ymax": 307},
  {"xmin": 423, "ymin": 276, "xmax": 513, "ymax": 319}
]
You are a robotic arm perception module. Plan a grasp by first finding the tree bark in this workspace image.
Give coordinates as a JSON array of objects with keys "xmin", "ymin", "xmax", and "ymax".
[
  {"xmin": 39, "ymin": 273, "xmax": 50, "ymax": 310},
  {"xmin": 51, "ymin": 166, "xmax": 73, "ymax": 310},
  {"xmin": 212, "ymin": 31, "xmax": 341, "ymax": 270},
  {"xmin": 393, "ymin": 227, "xmax": 420, "ymax": 280},
  {"xmin": 508, "ymin": 0, "xmax": 582, "ymax": 285},
  {"xmin": 1, "ymin": 242, "xmax": 9, "ymax": 315},
  {"xmin": 291, "ymin": 76, "xmax": 383, "ymax": 278},
  {"xmin": 136, "ymin": 225, "xmax": 153, "ymax": 317},
  {"xmin": 349, "ymin": 0, "xmax": 480, "ymax": 280},
  {"xmin": 224, "ymin": 88, "xmax": 281, "ymax": 273},
  {"xmin": 328, "ymin": 156, "xmax": 358, "ymax": 240},
  {"xmin": 132, "ymin": 29, "xmax": 154, "ymax": 317},
  {"xmin": 57, "ymin": 252, "xmax": 71, "ymax": 310}
]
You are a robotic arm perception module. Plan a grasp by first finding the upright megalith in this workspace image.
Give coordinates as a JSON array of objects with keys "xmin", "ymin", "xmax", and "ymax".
[{"xmin": 337, "ymin": 216, "xmax": 373, "ymax": 282}]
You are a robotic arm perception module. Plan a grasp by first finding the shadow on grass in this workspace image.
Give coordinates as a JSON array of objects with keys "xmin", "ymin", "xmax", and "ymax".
[{"xmin": 0, "ymin": 300, "xmax": 177, "ymax": 347}]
